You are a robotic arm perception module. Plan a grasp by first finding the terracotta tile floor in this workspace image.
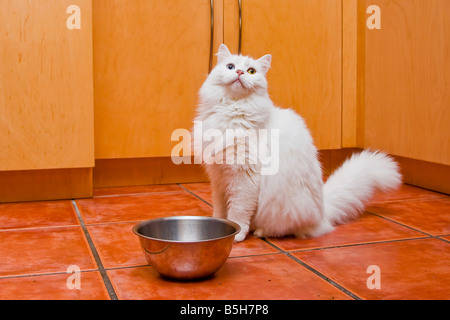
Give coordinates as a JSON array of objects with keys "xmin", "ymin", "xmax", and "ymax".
[{"xmin": 0, "ymin": 183, "xmax": 449, "ymax": 300}]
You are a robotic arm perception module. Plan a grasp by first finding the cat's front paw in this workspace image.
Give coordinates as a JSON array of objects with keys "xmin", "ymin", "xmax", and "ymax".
[
  {"xmin": 228, "ymin": 217, "xmax": 249, "ymax": 242},
  {"xmin": 234, "ymin": 231, "xmax": 247, "ymax": 242},
  {"xmin": 233, "ymin": 226, "xmax": 249, "ymax": 242}
]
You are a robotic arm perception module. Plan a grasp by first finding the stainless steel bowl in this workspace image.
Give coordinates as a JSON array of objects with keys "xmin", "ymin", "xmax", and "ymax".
[{"xmin": 132, "ymin": 216, "xmax": 240, "ymax": 280}]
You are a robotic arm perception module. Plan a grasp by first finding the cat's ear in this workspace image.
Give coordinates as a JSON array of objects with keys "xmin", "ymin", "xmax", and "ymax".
[
  {"xmin": 217, "ymin": 44, "xmax": 232, "ymax": 64},
  {"xmin": 258, "ymin": 54, "xmax": 272, "ymax": 75}
]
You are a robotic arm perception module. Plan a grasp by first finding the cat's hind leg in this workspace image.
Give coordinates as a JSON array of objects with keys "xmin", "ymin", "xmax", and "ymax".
[
  {"xmin": 294, "ymin": 219, "xmax": 334, "ymax": 239},
  {"xmin": 253, "ymin": 228, "xmax": 267, "ymax": 238}
]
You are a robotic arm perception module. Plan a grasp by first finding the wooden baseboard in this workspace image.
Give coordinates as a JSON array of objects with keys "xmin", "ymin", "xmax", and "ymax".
[
  {"xmin": 392, "ymin": 155, "xmax": 450, "ymax": 195},
  {"xmin": 93, "ymin": 157, "xmax": 208, "ymax": 188},
  {"xmin": 1, "ymin": 150, "xmax": 447, "ymax": 203},
  {"xmin": 93, "ymin": 150, "xmax": 361, "ymax": 189},
  {"xmin": 321, "ymin": 149, "xmax": 449, "ymax": 195},
  {"xmin": 0, "ymin": 168, "xmax": 92, "ymax": 203},
  {"xmin": 94, "ymin": 151, "xmax": 449, "ymax": 195},
  {"xmin": 319, "ymin": 148, "xmax": 362, "ymax": 177}
]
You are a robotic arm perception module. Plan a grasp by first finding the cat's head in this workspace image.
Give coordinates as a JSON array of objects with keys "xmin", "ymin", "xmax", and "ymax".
[{"xmin": 205, "ymin": 44, "xmax": 272, "ymax": 100}]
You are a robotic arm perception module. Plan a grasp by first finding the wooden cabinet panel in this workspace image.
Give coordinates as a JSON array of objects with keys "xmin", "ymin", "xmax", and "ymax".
[
  {"xmin": 93, "ymin": 0, "xmax": 213, "ymax": 159},
  {"xmin": 224, "ymin": 0, "xmax": 342, "ymax": 149},
  {"xmin": 0, "ymin": 0, "xmax": 94, "ymax": 170},
  {"xmin": 364, "ymin": 0, "xmax": 450, "ymax": 165}
]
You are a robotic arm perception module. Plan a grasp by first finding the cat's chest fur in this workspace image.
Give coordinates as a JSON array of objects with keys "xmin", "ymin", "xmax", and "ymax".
[{"xmin": 202, "ymin": 97, "xmax": 271, "ymax": 133}]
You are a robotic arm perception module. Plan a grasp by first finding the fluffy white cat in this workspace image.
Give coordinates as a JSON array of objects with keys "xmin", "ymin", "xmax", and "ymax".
[{"xmin": 194, "ymin": 44, "xmax": 402, "ymax": 242}]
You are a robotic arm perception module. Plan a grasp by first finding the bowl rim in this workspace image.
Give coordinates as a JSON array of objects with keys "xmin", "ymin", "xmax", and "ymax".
[{"xmin": 132, "ymin": 215, "xmax": 241, "ymax": 243}]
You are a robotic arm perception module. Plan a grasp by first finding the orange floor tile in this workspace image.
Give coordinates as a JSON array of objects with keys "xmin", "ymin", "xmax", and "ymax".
[{"xmin": 0, "ymin": 183, "xmax": 449, "ymax": 300}]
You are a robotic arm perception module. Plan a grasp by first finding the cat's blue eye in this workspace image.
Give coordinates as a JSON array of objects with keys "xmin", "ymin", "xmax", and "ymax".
[{"xmin": 226, "ymin": 63, "xmax": 235, "ymax": 70}]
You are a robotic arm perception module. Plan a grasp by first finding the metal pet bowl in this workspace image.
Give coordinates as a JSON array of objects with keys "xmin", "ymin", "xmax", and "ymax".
[{"xmin": 132, "ymin": 216, "xmax": 240, "ymax": 280}]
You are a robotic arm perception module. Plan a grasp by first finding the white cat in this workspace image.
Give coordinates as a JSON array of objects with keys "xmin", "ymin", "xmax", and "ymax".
[{"xmin": 194, "ymin": 44, "xmax": 402, "ymax": 242}]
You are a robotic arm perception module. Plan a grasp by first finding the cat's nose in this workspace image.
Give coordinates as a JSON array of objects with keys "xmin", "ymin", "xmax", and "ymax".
[{"xmin": 236, "ymin": 69, "xmax": 244, "ymax": 76}]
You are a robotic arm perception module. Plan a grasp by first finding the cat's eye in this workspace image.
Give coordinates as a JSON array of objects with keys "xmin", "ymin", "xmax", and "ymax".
[
  {"xmin": 247, "ymin": 67, "xmax": 256, "ymax": 74},
  {"xmin": 226, "ymin": 63, "xmax": 235, "ymax": 70}
]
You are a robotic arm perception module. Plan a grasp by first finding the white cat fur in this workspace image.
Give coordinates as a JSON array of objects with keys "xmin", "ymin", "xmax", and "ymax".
[{"xmin": 194, "ymin": 44, "xmax": 402, "ymax": 242}]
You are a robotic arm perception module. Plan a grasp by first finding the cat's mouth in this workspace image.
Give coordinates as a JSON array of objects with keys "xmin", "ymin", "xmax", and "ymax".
[{"xmin": 230, "ymin": 77, "xmax": 245, "ymax": 88}]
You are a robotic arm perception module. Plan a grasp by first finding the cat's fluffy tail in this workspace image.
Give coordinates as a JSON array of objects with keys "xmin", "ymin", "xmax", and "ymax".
[{"xmin": 322, "ymin": 150, "xmax": 402, "ymax": 225}]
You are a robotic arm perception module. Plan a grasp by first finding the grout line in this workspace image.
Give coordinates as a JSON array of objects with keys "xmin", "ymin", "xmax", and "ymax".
[
  {"xmin": 228, "ymin": 251, "xmax": 284, "ymax": 260},
  {"xmin": 260, "ymin": 237, "xmax": 284, "ymax": 252},
  {"xmin": 0, "ymin": 268, "xmax": 98, "ymax": 280},
  {"xmin": 0, "ymin": 224, "xmax": 80, "ymax": 233},
  {"xmin": 288, "ymin": 236, "xmax": 431, "ymax": 253},
  {"xmin": 260, "ymin": 238, "xmax": 362, "ymax": 300},
  {"xmin": 435, "ymin": 236, "xmax": 450, "ymax": 244},
  {"xmin": 104, "ymin": 264, "xmax": 150, "ymax": 272},
  {"xmin": 71, "ymin": 200, "xmax": 118, "ymax": 300},
  {"xmin": 83, "ymin": 220, "xmax": 143, "ymax": 227},
  {"xmin": 177, "ymin": 184, "xmax": 213, "ymax": 207},
  {"xmin": 366, "ymin": 211, "xmax": 437, "ymax": 237},
  {"xmin": 285, "ymin": 252, "xmax": 362, "ymax": 300}
]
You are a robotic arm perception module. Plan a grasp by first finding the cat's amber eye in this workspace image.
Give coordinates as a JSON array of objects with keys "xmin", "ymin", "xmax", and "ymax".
[
  {"xmin": 226, "ymin": 63, "xmax": 235, "ymax": 70},
  {"xmin": 247, "ymin": 67, "xmax": 256, "ymax": 74}
]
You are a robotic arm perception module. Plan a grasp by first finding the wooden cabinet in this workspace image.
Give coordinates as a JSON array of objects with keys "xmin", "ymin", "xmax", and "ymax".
[
  {"xmin": 0, "ymin": 0, "xmax": 94, "ymax": 171},
  {"xmin": 92, "ymin": 0, "xmax": 343, "ymax": 189},
  {"xmin": 363, "ymin": 0, "xmax": 450, "ymax": 166},
  {"xmin": 94, "ymin": 0, "xmax": 342, "ymax": 160},
  {"xmin": 224, "ymin": 0, "xmax": 342, "ymax": 150},
  {"xmin": 0, "ymin": 0, "xmax": 94, "ymax": 202},
  {"xmin": 93, "ymin": 0, "xmax": 217, "ymax": 159}
]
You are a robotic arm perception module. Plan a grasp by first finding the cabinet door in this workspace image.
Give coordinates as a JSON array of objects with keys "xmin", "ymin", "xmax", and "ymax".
[
  {"xmin": 93, "ymin": 0, "xmax": 213, "ymax": 159},
  {"xmin": 364, "ymin": 0, "xmax": 450, "ymax": 165},
  {"xmin": 224, "ymin": 0, "xmax": 342, "ymax": 149},
  {"xmin": 0, "ymin": 0, "xmax": 94, "ymax": 171}
]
